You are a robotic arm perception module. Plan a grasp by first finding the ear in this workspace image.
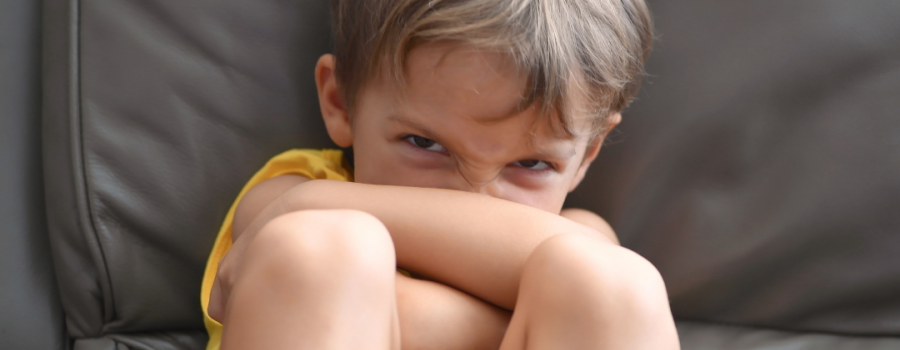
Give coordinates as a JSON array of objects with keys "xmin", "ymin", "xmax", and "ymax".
[
  {"xmin": 316, "ymin": 54, "xmax": 353, "ymax": 148},
  {"xmin": 568, "ymin": 112, "xmax": 622, "ymax": 192}
]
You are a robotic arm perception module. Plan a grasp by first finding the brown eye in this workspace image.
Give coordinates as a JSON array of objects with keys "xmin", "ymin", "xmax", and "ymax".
[
  {"xmin": 412, "ymin": 136, "xmax": 435, "ymax": 148},
  {"xmin": 513, "ymin": 159, "xmax": 550, "ymax": 170},
  {"xmin": 405, "ymin": 135, "xmax": 448, "ymax": 153}
]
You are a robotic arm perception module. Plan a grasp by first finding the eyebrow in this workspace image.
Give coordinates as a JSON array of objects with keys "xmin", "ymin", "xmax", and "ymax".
[
  {"xmin": 530, "ymin": 142, "xmax": 578, "ymax": 161},
  {"xmin": 388, "ymin": 114, "xmax": 440, "ymax": 138},
  {"xmin": 472, "ymin": 109, "xmax": 522, "ymax": 124},
  {"xmin": 391, "ymin": 111, "xmax": 516, "ymax": 130}
]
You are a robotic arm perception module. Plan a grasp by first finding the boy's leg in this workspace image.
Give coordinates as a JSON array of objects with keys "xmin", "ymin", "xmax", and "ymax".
[
  {"xmin": 499, "ymin": 234, "xmax": 679, "ymax": 350},
  {"xmin": 220, "ymin": 210, "xmax": 400, "ymax": 350}
]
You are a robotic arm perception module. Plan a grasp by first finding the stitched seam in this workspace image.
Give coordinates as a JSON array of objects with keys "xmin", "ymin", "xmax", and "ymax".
[{"xmin": 70, "ymin": 0, "xmax": 117, "ymax": 331}]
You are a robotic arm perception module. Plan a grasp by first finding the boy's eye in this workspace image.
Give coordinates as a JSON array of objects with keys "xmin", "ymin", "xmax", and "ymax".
[
  {"xmin": 406, "ymin": 135, "xmax": 448, "ymax": 153},
  {"xmin": 513, "ymin": 159, "xmax": 551, "ymax": 170}
]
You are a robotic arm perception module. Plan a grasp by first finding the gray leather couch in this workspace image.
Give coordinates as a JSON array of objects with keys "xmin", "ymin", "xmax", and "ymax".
[{"xmin": 2, "ymin": 0, "xmax": 898, "ymax": 349}]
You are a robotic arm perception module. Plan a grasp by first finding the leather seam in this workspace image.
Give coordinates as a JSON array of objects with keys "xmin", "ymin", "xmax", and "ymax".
[{"xmin": 69, "ymin": 0, "xmax": 117, "ymax": 332}]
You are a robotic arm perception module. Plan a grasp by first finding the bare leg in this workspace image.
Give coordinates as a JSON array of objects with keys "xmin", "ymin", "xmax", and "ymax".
[
  {"xmin": 220, "ymin": 210, "xmax": 400, "ymax": 350},
  {"xmin": 500, "ymin": 234, "xmax": 679, "ymax": 350}
]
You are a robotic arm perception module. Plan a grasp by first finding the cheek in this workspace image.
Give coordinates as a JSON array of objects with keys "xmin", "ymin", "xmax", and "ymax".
[
  {"xmin": 353, "ymin": 148, "xmax": 403, "ymax": 185},
  {"xmin": 495, "ymin": 174, "xmax": 571, "ymax": 213},
  {"xmin": 352, "ymin": 143, "xmax": 451, "ymax": 188},
  {"xmin": 501, "ymin": 186, "xmax": 567, "ymax": 213}
]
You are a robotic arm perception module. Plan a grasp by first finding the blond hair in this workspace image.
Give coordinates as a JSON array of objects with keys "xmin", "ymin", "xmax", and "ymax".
[{"xmin": 330, "ymin": 0, "xmax": 653, "ymax": 136}]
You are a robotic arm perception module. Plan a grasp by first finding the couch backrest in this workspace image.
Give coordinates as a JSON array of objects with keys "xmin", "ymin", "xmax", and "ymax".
[
  {"xmin": 1, "ymin": 0, "xmax": 66, "ymax": 349},
  {"xmin": 569, "ymin": 0, "xmax": 900, "ymax": 336},
  {"xmin": 43, "ymin": 0, "xmax": 333, "ymax": 346}
]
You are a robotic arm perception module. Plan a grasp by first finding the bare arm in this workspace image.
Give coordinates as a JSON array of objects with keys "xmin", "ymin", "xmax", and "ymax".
[
  {"xmin": 560, "ymin": 208, "xmax": 619, "ymax": 245},
  {"xmin": 395, "ymin": 271, "xmax": 510, "ymax": 350},
  {"xmin": 235, "ymin": 179, "xmax": 612, "ymax": 310}
]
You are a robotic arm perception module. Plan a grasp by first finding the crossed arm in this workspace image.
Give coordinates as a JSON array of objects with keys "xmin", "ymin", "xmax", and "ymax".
[
  {"xmin": 210, "ymin": 175, "xmax": 622, "ymax": 349},
  {"xmin": 225, "ymin": 175, "xmax": 616, "ymax": 307}
]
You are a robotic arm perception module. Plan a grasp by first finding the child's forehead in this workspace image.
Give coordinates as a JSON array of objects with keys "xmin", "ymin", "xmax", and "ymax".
[
  {"xmin": 409, "ymin": 43, "xmax": 517, "ymax": 76},
  {"xmin": 384, "ymin": 42, "xmax": 592, "ymax": 137},
  {"xmin": 400, "ymin": 44, "xmax": 528, "ymax": 121}
]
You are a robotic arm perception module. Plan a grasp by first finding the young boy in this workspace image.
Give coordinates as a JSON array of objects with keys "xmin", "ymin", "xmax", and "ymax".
[{"xmin": 202, "ymin": 0, "xmax": 679, "ymax": 349}]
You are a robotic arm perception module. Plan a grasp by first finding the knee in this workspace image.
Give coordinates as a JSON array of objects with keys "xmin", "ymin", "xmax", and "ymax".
[
  {"xmin": 246, "ymin": 209, "xmax": 395, "ymax": 282},
  {"xmin": 522, "ymin": 234, "xmax": 670, "ymax": 316}
]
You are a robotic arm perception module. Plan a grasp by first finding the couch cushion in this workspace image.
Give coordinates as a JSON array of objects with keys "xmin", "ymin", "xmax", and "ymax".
[
  {"xmin": 1, "ymin": 0, "xmax": 67, "ymax": 349},
  {"xmin": 43, "ymin": 0, "xmax": 334, "ymax": 338},
  {"xmin": 72, "ymin": 331, "xmax": 206, "ymax": 350},
  {"xmin": 677, "ymin": 321, "xmax": 900, "ymax": 350},
  {"xmin": 568, "ymin": 0, "xmax": 900, "ymax": 336}
]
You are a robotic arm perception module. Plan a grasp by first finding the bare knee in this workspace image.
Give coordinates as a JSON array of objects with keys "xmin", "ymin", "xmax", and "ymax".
[
  {"xmin": 220, "ymin": 210, "xmax": 399, "ymax": 349},
  {"xmin": 521, "ymin": 234, "xmax": 670, "ymax": 318},
  {"xmin": 246, "ymin": 209, "xmax": 396, "ymax": 286},
  {"xmin": 515, "ymin": 236, "xmax": 680, "ymax": 350}
]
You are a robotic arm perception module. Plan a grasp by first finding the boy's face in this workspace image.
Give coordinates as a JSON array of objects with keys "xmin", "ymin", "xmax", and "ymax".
[{"xmin": 317, "ymin": 43, "xmax": 617, "ymax": 214}]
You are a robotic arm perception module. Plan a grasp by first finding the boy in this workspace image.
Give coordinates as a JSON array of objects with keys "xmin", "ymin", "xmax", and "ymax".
[{"xmin": 202, "ymin": 0, "xmax": 679, "ymax": 349}]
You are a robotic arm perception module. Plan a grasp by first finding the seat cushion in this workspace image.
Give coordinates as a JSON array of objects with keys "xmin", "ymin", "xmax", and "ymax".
[
  {"xmin": 678, "ymin": 321, "xmax": 900, "ymax": 350},
  {"xmin": 72, "ymin": 331, "xmax": 206, "ymax": 350}
]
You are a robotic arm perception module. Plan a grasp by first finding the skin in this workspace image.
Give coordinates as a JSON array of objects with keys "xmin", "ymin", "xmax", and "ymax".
[{"xmin": 208, "ymin": 42, "xmax": 679, "ymax": 349}]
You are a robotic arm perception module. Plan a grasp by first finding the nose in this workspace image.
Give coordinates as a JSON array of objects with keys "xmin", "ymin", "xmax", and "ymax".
[
  {"xmin": 471, "ymin": 181, "xmax": 503, "ymax": 198},
  {"xmin": 454, "ymin": 162, "xmax": 504, "ymax": 198}
]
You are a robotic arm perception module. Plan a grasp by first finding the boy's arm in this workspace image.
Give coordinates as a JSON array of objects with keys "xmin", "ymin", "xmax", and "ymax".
[
  {"xmin": 233, "ymin": 178, "xmax": 613, "ymax": 310},
  {"xmin": 560, "ymin": 208, "xmax": 620, "ymax": 245}
]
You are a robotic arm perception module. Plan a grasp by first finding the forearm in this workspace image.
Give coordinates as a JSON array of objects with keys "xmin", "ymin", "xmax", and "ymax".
[
  {"xmin": 396, "ymin": 272, "xmax": 509, "ymax": 350},
  {"xmin": 272, "ymin": 179, "xmax": 610, "ymax": 309},
  {"xmin": 560, "ymin": 208, "xmax": 619, "ymax": 245}
]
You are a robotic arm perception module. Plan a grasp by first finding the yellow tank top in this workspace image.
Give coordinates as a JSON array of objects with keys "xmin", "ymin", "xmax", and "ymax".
[{"xmin": 200, "ymin": 149, "xmax": 352, "ymax": 350}]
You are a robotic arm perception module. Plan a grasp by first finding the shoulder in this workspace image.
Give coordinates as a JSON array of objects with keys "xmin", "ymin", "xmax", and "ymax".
[
  {"xmin": 232, "ymin": 175, "xmax": 312, "ymax": 240},
  {"xmin": 230, "ymin": 148, "xmax": 352, "ymax": 240}
]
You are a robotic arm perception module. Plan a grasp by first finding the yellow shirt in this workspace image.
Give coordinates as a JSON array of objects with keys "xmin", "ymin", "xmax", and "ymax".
[{"xmin": 200, "ymin": 149, "xmax": 352, "ymax": 350}]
